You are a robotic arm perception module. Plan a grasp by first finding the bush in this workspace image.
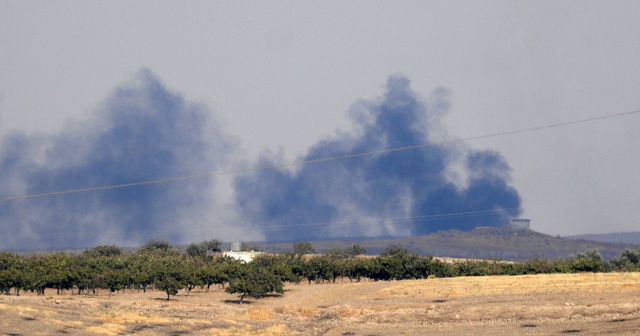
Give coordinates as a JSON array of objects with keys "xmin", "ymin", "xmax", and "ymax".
[
  {"xmin": 567, "ymin": 249, "xmax": 605, "ymax": 273},
  {"xmin": 611, "ymin": 249, "xmax": 640, "ymax": 271}
]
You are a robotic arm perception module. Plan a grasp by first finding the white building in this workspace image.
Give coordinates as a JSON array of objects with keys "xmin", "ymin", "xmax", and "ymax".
[
  {"xmin": 222, "ymin": 241, "xmax": 264, "ymax": 262},
  {"xmin": 223, "ymin": 250, "xmax": 263, "ymax": 263}
]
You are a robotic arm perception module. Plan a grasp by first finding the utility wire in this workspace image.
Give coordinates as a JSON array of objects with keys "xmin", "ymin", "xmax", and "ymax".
[
  {"xmin": 262, "ymin": 207, "xmax": 522, "ymax": 231},
  {"xmin": 29, "ymin": 207, "xmax": 523, "ymax": 237},
  {"xmin": 1, "ymin": 109, "xmax": 638, "ymax": 202}
]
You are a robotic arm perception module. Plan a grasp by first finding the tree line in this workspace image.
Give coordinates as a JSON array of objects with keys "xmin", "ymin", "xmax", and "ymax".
[{"xmin": 2, "ymin": 240, "xmax": 640, "ymax": 303}]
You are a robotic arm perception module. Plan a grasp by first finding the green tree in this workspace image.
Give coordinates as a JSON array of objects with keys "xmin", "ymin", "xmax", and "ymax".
[
  {"xmin": 153, "ymin": 254, "xmax": 186, "ymax": 300},
  {"xmin": 99, "ymin": 256, "xmax": 132, "ymax": 294},
  {"xmin": 82, "ymin": 245, "xmax": 122, "ymax": 258},
  {"xmin": 304, "ymin": 255, "xmax": 341, "ymax": 283},
  {"xmin": 567, "ymin": 249, "xmax": 605, "ymax": 273},
  {"xmin": 327, "ymin": 244, "xmax": 368, "ymax": 258},
  {"xmin": 22, "ymin": 254, "xmax": 48, "ymax": 295},
  {"xmin": 204, "ymin": 239, "xmax": 222, "ymax": 253},
  {"xmin": 292, "ymin": 241, "xmax": 316, "ymax": 255},
  {"xmin": 186, "ymin": 243, "xmax": 208, "ymax": 258},
  {"xmin": 44, "ymin": 252, "xmax": 79, "ymax": 295},
  {"xmin": 197, "ymin": 256, "xmax": 232, "ymax": 291},
  {"xmin": 250, "ymin": 254, "xmax": 301, "ymax": 283},
  {"xmin": 611, "ymin": 249, "xmax": 640, "ymax": 271},
  {"xmin": 186, "ymin": 239, "xmax": 222, "ymax": 258},
  {"xmin": 0, "ymin": 252, "xmax": 25, "ymax": 295},
  {"xmin": 380, "ymin": 244, "xmax": 410, "ymax": 256},
  {"xmin": 209, "ymin": 256, "xmax": 243, "ymax": 291},
  {"xmin": 129, "ymin": 252, "xmax": 156, "ymax": 292},
  {"xmin": 182, "ymin": 256, "xmax": 205, "ymax": 296},
  {"xmin": 20, "ymin": 253, "xmax": 78, "ymax": 296},
  {"xmin": 344, "ymin": 257, "xmax": 374, "ymax": 282},
  {"xmin": 521, "ymin": 257, "xmax": 567, "ymax": 275},
  {"xmin": 74, "ymin": 254, "xmax": 106, "ymax": 295},
  {"xmin": 226, "ymin": 265, "xmax": 284, "ymax": 304},
  {"xmin": 427, "ymin": 259, "xmax": 458, "ymax": 278},
  {"xmin": 139, "ymin": 240, "xmax": 178, "ymax": 255},
  {"xmin": 345, "ymin": 244, "xmax": 367, "ymax": 257},
  {"xmin": 371, "ymin": 248, "xmax": 430, "ymax": 281}
]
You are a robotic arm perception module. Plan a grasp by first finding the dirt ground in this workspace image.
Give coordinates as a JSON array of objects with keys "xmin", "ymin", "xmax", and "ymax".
[{"xmin": 1, "ymin": 272, "xmax": 639, "ymax": 335}]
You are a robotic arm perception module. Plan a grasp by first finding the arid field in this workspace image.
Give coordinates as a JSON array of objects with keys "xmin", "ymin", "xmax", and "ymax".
[{"xmin": 1, "ymin": 272, "xmax": 639, "ymax": 335}]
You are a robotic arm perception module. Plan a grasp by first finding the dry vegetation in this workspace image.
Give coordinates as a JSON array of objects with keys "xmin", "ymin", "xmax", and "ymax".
[{"xmin": 2, "ymin": 272, "xmax": 640, "ymax": 335}]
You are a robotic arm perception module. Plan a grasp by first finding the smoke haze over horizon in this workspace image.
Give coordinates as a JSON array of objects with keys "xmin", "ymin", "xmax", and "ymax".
[
  {"xmin": 0, "ymin": 71, "xmax": 522, "ymax": 250},
  {"xmin": 235, "ymin": 75, "xmax": 521, "ymax": 242},
  {"xmin": 4, "ymin": 2, "xmax": 640, "ymax": 243},
  {"xmin": 0, "ymin": 70, "xmax": 240, "ymax": 250}
]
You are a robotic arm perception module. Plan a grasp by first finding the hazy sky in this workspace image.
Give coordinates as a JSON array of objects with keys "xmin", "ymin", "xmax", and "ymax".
[{"xmin": 2, "ymin": 1, "xmax": 640, "ymax": 249}]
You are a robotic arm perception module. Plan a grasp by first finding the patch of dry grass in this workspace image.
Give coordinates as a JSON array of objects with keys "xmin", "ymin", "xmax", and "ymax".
[
  {"xmin": 3, "ymin": 272, "xmax": 640, "ymax": 335},
  {"xmin": 274, "ymin": 305, "xmax": 317, "ymax": 317},
  {"xmin": 85, "ymin": 322, "xmax": 127, "ymax": 335},
  {"xmin": 201, "ymin": 323, "xmax": 288, "ymax": 336},
  {"xmin": 381, "ymin": 273, "xmax": 640, "ymax": 299},
  {"xmin": 248, "ymin": 307, "xmax": 273, "ymax": 320},
  {"xmin": 99, "ymin": 309, "xmax": 175, "ymax": 325},
  {"xmin": 335, "ymin": 305, "xmax": 359, "ymax": 318}
]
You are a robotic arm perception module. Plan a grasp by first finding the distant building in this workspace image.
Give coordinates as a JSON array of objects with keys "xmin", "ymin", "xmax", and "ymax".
[
  {"xmin": 511, "ymin": 218, "xmax": 531, "ymax": 230},
  {"xmin": 223, "ymin": 250, "xmax": 263, "ymax": 263},
  {"xmin": 223, "ymin": 241, "xmax": 263, "ymax": 262},
  {"xmin": 230, "ymin": 241, "xmax": 242, "ymax": 252}
]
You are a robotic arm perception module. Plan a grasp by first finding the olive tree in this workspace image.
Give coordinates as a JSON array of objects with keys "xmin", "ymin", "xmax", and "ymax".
[
  {"xmin": 0, "ymin": 252, "xmax": 24, "ymax": 295},
  {"xmin": 292, "ymin": 241, "xmax": 316, "ymax": 256},
  {"xmin": 153, "ymin": 254, "xmax": 186, "ymax": 300},
  {"xmin": 226, "ymin": 265, "xmax": 284, "ymax": 304}
]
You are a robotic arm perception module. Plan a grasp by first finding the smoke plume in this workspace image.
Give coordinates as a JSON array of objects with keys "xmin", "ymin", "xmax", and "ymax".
[
  {"xmin": 0, "ymin": 70, "xmax": 238, "ymax": 250},
  {"xmin": 235, "ymin": 75, "xmax": 521, "ymax": 242},
  {"xmin": 0, "ymin": 72, "xmax": 522, "ymax": 250}
]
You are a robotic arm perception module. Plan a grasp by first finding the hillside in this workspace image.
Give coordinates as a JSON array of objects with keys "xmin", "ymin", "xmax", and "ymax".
[
  {"xmin": 566, "ymin": 231, "xmax": 640, "ymax": 245},
  {"xmin": 15, "ymin": 227, "xmax": 640, "ymax": 262},
  {"xmin": 257, "ymin": 226, "xmax": 640, "ymax": 261}
]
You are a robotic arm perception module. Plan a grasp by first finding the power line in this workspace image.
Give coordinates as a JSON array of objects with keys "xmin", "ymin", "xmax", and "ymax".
[
  {"xmin": 1, "ymin": 109, "xmax": 639, "ymax": 202},
  {"xmin": 262, "ymin": 207, "xmax": 522, "ymax": 231},
  {"xmin": 22, "ymin": 207, "xmax": 522, "ymax": 237}
]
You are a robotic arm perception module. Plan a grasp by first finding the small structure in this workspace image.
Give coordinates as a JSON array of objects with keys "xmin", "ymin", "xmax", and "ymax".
[
  {"xmin": 223, "ymin": 242, "xmax": 263, "ymax": 263},
  {"xmin": 230, "ymin": 241, "xmax": 242, "ymax": 252},
  {"xmin": 511, "ymin": 218, "xmax": 531, "ymax": 231},
  {"xmin": 223, "ymin": 250, "xmax": 263, "ymax": 263}
]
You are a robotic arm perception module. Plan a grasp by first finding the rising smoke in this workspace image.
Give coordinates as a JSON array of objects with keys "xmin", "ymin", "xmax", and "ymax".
[
  {"xmin": 0, "ymin": 72, "xmax": 522, "ymax": 251},
  {"xmin": 0, "ymin": 69, "xmax": 238, "ymax": 251},
  {"xmin": 235, "ymin": 75, "xmax": 522, "ymax": 242}
]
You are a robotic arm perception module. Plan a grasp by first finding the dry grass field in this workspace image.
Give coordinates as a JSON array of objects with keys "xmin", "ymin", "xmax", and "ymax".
[{"xmin": 1, "ymin": 272, "xmax": 640, "ymax": 335}]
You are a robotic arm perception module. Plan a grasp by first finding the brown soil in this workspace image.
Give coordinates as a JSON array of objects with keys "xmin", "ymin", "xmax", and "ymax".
[{"xmin": 1, "ymin": 272, "xmax": 639, "ymax": 335}]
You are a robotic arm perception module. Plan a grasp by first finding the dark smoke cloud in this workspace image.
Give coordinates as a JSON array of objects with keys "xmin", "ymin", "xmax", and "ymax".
[
  {"xmin": 0, "ymin": 72, "xmax": 522, "ymax": 250},
  {"xmin": 235, "ymin": 75, "xmax": 521, "ymax": 242},
  {"xmin": 0, "ymin": 69, "xmax": 238, "ymax": 251}
]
